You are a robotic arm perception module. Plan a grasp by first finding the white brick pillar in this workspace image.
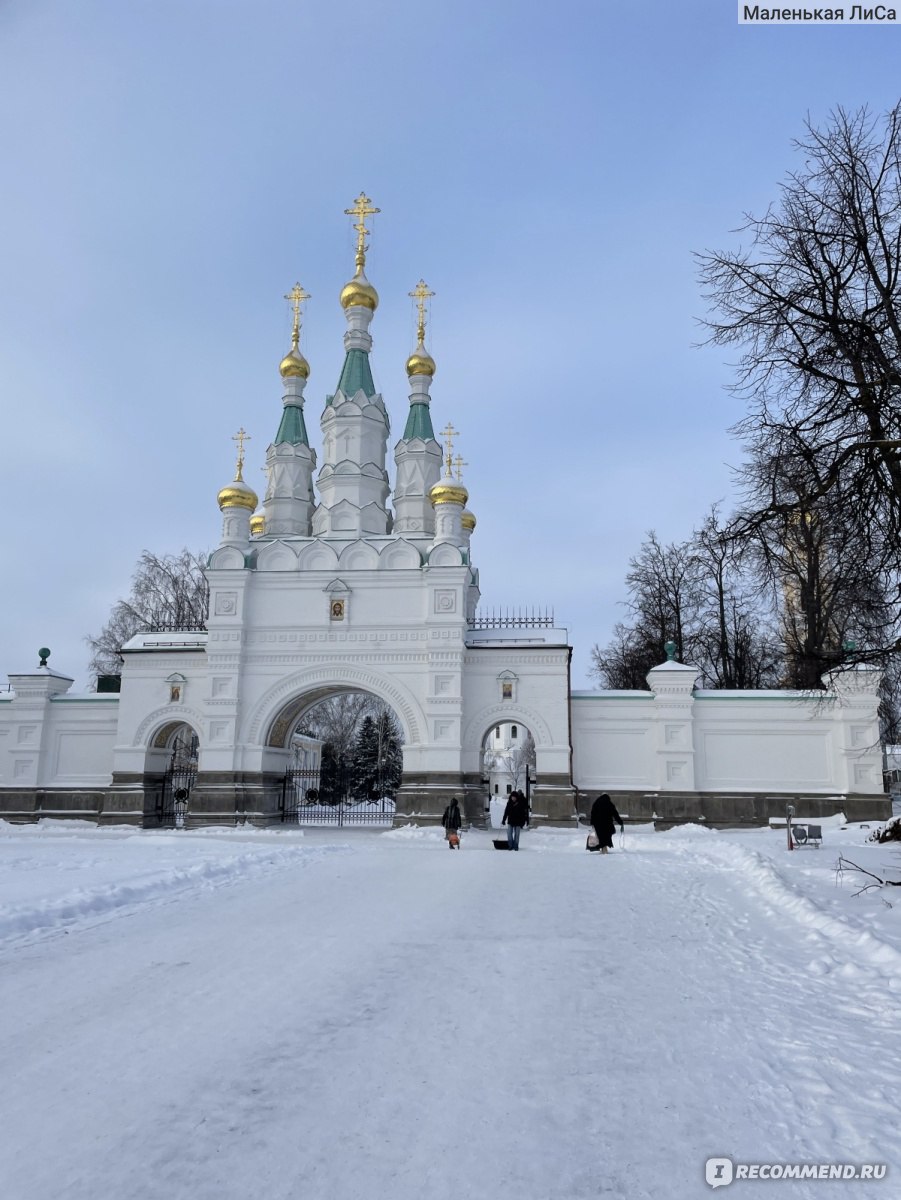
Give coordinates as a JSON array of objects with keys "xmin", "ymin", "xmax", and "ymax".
[{"xmin": 647, "ymin": 650, "xmax": 699, "ymax": 791}]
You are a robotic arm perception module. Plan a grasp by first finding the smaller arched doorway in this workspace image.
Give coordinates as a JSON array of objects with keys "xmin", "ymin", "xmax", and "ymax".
[
  {"xmin": 143, "ymin": 721, "xmax": 199, "ymax": 827},
  {"xmin": 482, "ymin": 721, "xmax": 536, "ymax": 828}
]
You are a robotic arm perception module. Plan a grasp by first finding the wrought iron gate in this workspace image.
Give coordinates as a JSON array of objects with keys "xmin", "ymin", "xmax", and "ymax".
[
  {"xmin": 157, "ymin": 736, "xmax": 198, "ymax": 827},
  {"xmin": 281, "ymin": 762, "xmax": 395, "ymax": 826}
]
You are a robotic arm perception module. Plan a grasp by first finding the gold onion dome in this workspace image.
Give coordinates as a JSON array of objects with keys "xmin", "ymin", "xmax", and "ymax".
[
  {"xmin": 340, "ymin": 267, "xmax": 379, "ymax": 311},
  {"xmin": 217, "ymin": 472, "xmax": 259, "ymax": 513},
  {"xmin": 249, "ymin": 511, "xmax": 266, "ymax": 535},
  {"xmin": 430, "ymin": 479, "xmax": 469, "ymax": 507},
  {"xmin": 279, "ymin": 345, "xmax": 310, "ymax": 379},
  {"xmin": 461, "ymin": 509, "xmax": 476, "ymax": 532},
  {"xmin": 406, "ymin": 342, "xmax": 436, "ymax": 377}
]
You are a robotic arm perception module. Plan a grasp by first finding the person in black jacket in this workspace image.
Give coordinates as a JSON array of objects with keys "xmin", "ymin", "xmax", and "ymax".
[
  {"xmin": 502, "ymin": 789, "xmax": 529, "ymax": 851},
  {"xmin": 589, "ymin": 793, "xmax": 624, "ymax": 854},
  {"xmin": 442, "ymin": 797, "xmax": 462, "ymax": 849}
]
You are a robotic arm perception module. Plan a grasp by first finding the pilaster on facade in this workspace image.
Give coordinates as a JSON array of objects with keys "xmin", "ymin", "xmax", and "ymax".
[
  {"xmin": 824, "ymin": 666, "xmax": 884, "ymax": 795},
  {"xmin": 201, "ymin": 571, "xmax": 255, "ymax": 774},
  {"xmin": 3, "ymin": 668, "xmax": 74, "ymax": 788},
  {"xmin": 646, "ymin": 659, "xmax": 699, "ymax": 791}
]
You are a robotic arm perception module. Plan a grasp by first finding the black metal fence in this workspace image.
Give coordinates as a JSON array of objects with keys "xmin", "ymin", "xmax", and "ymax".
[
  {"xmin": 281, "ymin": 764, "xmax": 396, "ymax": 826},
  {"xmin": 469, "ymin": 607, "xmax": 555, "ymax": 629},
  {"xmin": 157, "ymin": 757, "xmax": 197, "ymax": 827}
]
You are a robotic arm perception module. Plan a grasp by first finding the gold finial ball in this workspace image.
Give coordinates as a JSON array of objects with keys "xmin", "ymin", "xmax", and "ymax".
[
  {"xmin": 217, "ymin": 480, "xmax": 259, "ymax": 513},
  {"xmin": 249, "ymin": 511, "xmax": 266, "ymax": 536},
  {"xmin": 429, "ymin": 480, "xmax": 469, "ymax": 507},
  {"xmin": 279, "ymin": 346, "xmax": 310, "ymax": 379},
  {"xmin": 340, "ymin": 272, "xmax": 379, "ymax": 312},
  {"xmin": 406, "ymin": 346, "xmax": 436, "ymax": 377},
  {"xmin": 461, "ymin": 509, "xmax": 476, "ymax": 532}
]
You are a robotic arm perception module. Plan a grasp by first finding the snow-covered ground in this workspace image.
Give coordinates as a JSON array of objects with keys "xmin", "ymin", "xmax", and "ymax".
[{"xmin": 1, "ymin": 815, "xmax": 899, "ymax": 1199}]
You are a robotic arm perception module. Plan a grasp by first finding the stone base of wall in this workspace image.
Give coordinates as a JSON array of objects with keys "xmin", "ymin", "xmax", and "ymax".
[
  {"xmin": 574, "ymin": 789, "xmax": 892, "ymax": 827},
  {"xmin": 0, "ymin": 788, "xmax": 142, "ymax": 825},
  {"xmin": 1, "ymin": 786, "xmax": 890, "ymax": 829},
  {"xmin": 395, "ymin": 774, "xmax": 471, "ymax": 824}
]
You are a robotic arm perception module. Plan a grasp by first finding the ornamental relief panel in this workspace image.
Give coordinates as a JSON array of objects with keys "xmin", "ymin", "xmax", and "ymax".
[{"xmin": 214, "ymin": 592, "xmax": 238, "ymax": 616}]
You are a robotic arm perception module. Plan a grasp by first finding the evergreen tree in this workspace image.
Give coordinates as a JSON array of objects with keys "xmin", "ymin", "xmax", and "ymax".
[
  {"xmin": 318, "ymin": 742, "xmax": 345, "ymax": 805},
  {"xmin": 351, "ymin": 710, "xmax": 403, "ymax": 799}
]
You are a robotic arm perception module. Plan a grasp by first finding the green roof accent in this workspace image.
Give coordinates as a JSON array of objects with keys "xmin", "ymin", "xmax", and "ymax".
[
  {"xmin": 274, "ymin": 403, "xmax": 309, "ymax": 446},
  {"xmin": 402, "ymin": 402, "xmax": 435, "ymax": 441},
  {"xmin": 332, "ymin": 348, "xmax": 375, "ymax": 403}
]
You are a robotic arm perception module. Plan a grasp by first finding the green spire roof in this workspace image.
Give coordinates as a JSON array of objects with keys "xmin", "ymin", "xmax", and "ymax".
[
  {"xmin": 331, "ymin": 348, "xmax": 375, "ymax": 404},
  {"xmin": 274, "ymin": 404, "xmax": 309, "ymax": 446},
  {"xmin": 402, "ymin": 402, "xmax": 435, "ymax": 441}
]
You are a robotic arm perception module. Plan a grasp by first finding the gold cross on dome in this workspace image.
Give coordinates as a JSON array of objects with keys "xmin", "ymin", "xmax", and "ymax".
[
  {"xmin": 344, "ymin": 192, "xmax": 380, "ymax": 268},
  {"xmin": 232, "ymin": 427, "xmax": 250, "ymax": 479},
  {"xmin": 453, "ymin": 454, "xmax": 468, "ymax": 481},
  {"xmin": 439, "ymin": 422, "xmax": 459, "ymax": 477},
  {"xmin": 283, "ymin": 282, "xmax": 310, "ymax": 346},
  {"xmin": 409, "ymin": 279, "xmax": 435, "ymax": 345}
]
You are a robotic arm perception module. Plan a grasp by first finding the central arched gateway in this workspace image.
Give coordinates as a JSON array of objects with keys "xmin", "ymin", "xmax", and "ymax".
[{"xmin": 271, "ymin": 686, "xmax": 405, "ymax": 827}]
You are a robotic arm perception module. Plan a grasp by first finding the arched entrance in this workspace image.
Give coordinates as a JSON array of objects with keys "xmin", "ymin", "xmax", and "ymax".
[
  {"xmin": 270, "ymin": 688, "xmax": 404, "ymax": 826},
  {"xmin": 143, "ymin": 721, "xmax": 199, "ymax": 827},
  {"xmin": 482, "ymin": 720, "xmax": 537, "ymax": 828}
]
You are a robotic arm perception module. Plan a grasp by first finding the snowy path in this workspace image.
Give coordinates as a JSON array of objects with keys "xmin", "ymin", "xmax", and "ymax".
[{"xmin": 1, "ymin": 824, "xmax": 897, "ymax": 1199}]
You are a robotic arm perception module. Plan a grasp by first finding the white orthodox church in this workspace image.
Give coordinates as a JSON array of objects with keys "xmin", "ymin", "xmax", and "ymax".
[{"xmin": 0, "ymin": 197, "xmax": 891, "ymax": 829}]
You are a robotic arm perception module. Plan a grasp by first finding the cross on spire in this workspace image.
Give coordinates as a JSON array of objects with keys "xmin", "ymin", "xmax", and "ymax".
[
  {"xmin": 453, "ymin": 454, "xmax": 468, "ymax": 481},
  {"xmin": 283, "ymin": 282, "xmax": 310, "ymax": 347},
  {"xmin": 344, "ymin": 192, "xmax": 380, "ymax": 270},
  {"xmin": 409, "ymin": 278, "xmax": 435, "ymax": 346},
  {"xmin": 232, "ymin": 427, "xmax": 250, "ymax": 480},
  {"xmin": 439, "ymin": 422, "xmax": 459, "ymax": 477}
]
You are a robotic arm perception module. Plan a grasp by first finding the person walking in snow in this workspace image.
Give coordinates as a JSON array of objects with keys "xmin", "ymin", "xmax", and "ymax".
[
  {"xmin": 502, "ymin": 789, "xmax": 529, "ymax": 851},
  {"xmin": 589, "ymin": 793, "xmax": 624, "ymax": 854},
  {"xmin": 442, "ymin": 797, "xmax": 462, "ymax": 849}
]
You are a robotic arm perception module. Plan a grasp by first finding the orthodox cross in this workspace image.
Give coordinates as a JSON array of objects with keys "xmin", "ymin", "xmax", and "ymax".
[
  {"xmin": 409, "ymin": 279, "xmax": 435, "ymax": 345},
  {"xmin": 232, "ymin": 427, "xmax": 250, "ymax": 480},
  {"xmin": 453, "ymin": 454, "xmax": 468, "ymax": 482},
  {"xmin": 439, "ymin": 422, "xmax": 459, "ymax": 477},
  {"xmin": 283, "ymin": 282, "xmax": 310, "ymax": 347},
  {"xmin": 344, "ymin": 192, "xmax": 380, "ymax": 269}
]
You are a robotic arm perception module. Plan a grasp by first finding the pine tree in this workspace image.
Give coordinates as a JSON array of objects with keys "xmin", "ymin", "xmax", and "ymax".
[{"xmin": 351, "ymin": 710, "xmax": 403, "ymax": 800}]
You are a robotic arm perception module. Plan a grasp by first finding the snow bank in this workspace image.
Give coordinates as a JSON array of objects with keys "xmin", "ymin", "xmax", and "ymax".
[
  {"xmin": 0, "ymin": 835, "xmax": 344, "ymax": 946},
  {"xmin": 640, "ymin": 825, "xmax": 901, "ymax": 986}
]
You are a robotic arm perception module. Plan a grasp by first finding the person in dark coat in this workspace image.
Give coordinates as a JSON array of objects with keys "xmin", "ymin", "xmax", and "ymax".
[
  {"xmin": 589, "ymin": 793, "xmax": 624, "ymax": 854},
  {"xmin": 442, "ymin": 797, "xmax": 462, "ymax": 849},
  {"xmin": 502, "ymin": 789, "xmax": 529, "ymax": 851}
]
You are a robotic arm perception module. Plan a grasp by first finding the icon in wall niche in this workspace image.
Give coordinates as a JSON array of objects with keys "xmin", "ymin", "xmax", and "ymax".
[{"xmin": 330, "ymin": 599, "xmax": 345, "ymax": 621}]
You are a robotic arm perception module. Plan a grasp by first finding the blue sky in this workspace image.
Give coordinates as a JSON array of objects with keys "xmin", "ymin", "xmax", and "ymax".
[{"xmin": 2, "ymin": 0, "xmax": 900, "ymax": 689}]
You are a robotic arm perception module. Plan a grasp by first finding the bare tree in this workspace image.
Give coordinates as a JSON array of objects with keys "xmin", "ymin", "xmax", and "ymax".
[
  {"xmin": 691, "ymin": 508, "xmax": 781, "ymax": 688},
  {"xmin": 592, "ymin": 518, "xmax": 780, "ymax": 690},
  {"xmin": 300, "ymin": 694, "xmax": 398, "ymax": 764},
  {"xmin": 86, "ymin": 549, "xmax": 209, "ymax": 679},
  {"xmin": 699, "ymin": 102, "xmax": 901, "ymax": 658},
  {"xmin": 591, "ymin": 533, "xmax": 700, "ymax": 689}
]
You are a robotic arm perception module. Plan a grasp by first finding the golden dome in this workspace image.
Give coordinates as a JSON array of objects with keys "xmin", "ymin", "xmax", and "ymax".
[
  {"xmin": 461, "ymin": 509, "xmax": 476, "ymax": 532},
  {"xmin": 406, "ymin": 342, "xmax": 436, "ymax": 377},
  {"xmin": 217, "ymin": 477, "xmax": 259, "ymax": 513},
  {"xmin": 249, "ymin": 511, "xmax": 266, "ymax": 535},
  {"xmin": 279, "ymin": 346, "xmax": 310, "ymax": 379},
  {"xmin": 340, "ymin": 268, "xmax": 379, "ymax": 311},
  {"xmin": 430, "ymin": 480, "xmax": 469, "ymax": 507}
]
